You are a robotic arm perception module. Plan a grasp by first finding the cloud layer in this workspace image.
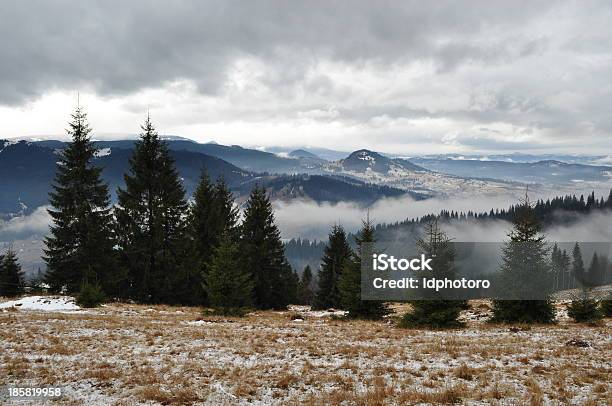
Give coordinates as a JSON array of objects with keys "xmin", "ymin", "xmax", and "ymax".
[{"xmin": 2, "ymin": 1, "xmax": 612, "ymax": 153}]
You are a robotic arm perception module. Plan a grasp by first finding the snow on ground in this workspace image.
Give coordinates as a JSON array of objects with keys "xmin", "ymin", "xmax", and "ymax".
[
  {"xmin": 0, "ymin": 299, "xmax": 610, "ymax": 405},
  {"xmin": 0, "ymin": 295, "xmax": 80, "ymax": 312}
]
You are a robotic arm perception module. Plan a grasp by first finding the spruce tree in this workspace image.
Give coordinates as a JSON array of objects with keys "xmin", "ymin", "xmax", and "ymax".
[
  {"xmin": 571, "ymin": 243, "xmax": 585, "ymax": 289},
  {"xmin": 587, "ymin": 253, "xmax": 600, "ymax": 287},
  {"xmin": 567, "ymin": 289, "xmax": 603, "ymax": 323},
  {"xmin": 44, "ymin": 106, "xmax": 117, "ymax": 295},
  {"xmin": 399, "ymin": 218, "xmax": 464, "ymax": 328},
  {"xmin": 339, "ymin": 218, "xmax": 390, "ymax": 319},
  {"xmin": 240, "ymin": 186, "xmax": 293, "ymax": 309},
  {"xmin": 297, "ymin": 265, "xmax": 314, "ymax": 305},
  {"xmin": 115, "ymin": 116, "xmax": 188, "ymax": 304},
  {"xmin": 187, "ymin": 172, "xmax": 239, "ymax": 305},
  {"xmin": 0, "ymin": 248, "xmax": 25, "ymax": 297},
  {"xmin": 491, "ymin": 195, "xmax": 555, "ymax": 324},
  {"xmin": 313, "ymin": 225, "xmax": 353, "ymax": 310},
  {"xmin": 206, "ymin": 234, "xmax": 253, "ymax": 314},
  {"xmin": 601, "ymin": 293, "xmax": 612, "ymax": 317}
]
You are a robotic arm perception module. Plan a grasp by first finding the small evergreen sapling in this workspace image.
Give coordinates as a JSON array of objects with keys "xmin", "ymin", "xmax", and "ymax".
[
  {"xmin": 76, "ymin": 282, "xmax": 106, "ymax": 308},
  {"xmin": 206, "ymin": 234, "xmax": 253, "ymax": 316},
  {"xmin": 600, "ymin": 293, "xmax": 612, "ymax": 317},
  {"xmin": 399, "ymin": 218, "xmax": 464, "ymax": 328},
  {"xmin": 338, "ymin": 217, "xmax": 390, "ymax": 319}
]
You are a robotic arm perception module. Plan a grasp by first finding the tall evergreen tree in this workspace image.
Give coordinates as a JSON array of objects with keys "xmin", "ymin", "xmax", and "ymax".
[
  {"xmin": 206, "ymin": 234, "xmax": 253, "ymax": 314},
  {"xmin": 313, "ymin": 225, "xmax": 353, "ymax": 310},
  {"xmin": 491, "ymin": 195, "xmax": 555, "ymax": 324},
  {"xmin": 0, "ymin": 248, "xmax": 25, "ymax": 297},
  {"xmin": 587, "ymin": 253, "xmax": 600, "ymax": 287},
  {"xmin": 572, "ymin": 243, "xmax": 585, "ymax": 289},
  {"xmin": 339, "ymin": 217, "xmax": 390, "ymax": 319},
  {"xmin": 297, "ymin": 265, "xmax": 314, "ymax": 305},
  {"xmin": 400, "ymin": 218, "xmax": 464, "ymax": 328},
  {"xmin": 240, "ymin": 186, "xmax": 293, "ymax": 309},
  {"xmin": 115, "ymin": 116, "xmax": 188, "ymax": 304},
  {"xmin": 187, "ymin": 172, "xmax": 239, "ymax": 305},
  {"xmin": 44, "ymin": 106, "xmax": 117, "ymax": 294}
]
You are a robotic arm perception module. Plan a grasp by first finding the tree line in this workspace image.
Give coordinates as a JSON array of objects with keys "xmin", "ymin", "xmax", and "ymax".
[{"xmin": 41, "ymin": 107, "xmax": 297, "ymax": 310}]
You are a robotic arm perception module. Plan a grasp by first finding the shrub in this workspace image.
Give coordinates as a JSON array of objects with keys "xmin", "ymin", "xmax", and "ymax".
[{"xmin": 76, "ymin": 283, "xmax": 106, "ymax": 308}]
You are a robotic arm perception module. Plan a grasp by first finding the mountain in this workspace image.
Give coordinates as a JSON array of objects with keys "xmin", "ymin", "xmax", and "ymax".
[
  {"xmin": 322, "ymin": 149, "xmax": 524, "ymax": 197},
  {"xmin": 411, "ymin": 153, "xmax": 612, "ymax": 165},
  {"xmin": 410, "ymin": 157, "xmax": 612, "ymax": 186},
  {"xmin": 288, "ymin": 149, "xmax": 321, "ymax": 159},
  {"xmin": 0, "ymin": 140, "xmax": 418, "ymax": 215},
  {"xmin": 233, "ymin": 174, "xmax": 424, "ymax": 206},
  {"xmin": 0, "ymin": 140, "xmax": 252, "ymax": 213},
  {"xmin": 329, "ymin": 149, "xmax": 426, "ymax": 174}
]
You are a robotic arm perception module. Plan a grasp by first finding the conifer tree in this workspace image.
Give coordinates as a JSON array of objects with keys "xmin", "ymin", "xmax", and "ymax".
[
  {"xmin": 491, "ymin": 195, "xmax": 555, "ymax": 324},
  {"xmin": 44, "ymin": 106, "xmax": 117, "ymax": 294},
  {"xmin": 239, "ymin": 186, "xmax": 293, "ymax": 309},
  {"xmin": 187, "ymin": 172, "xmax": 239, "ymax": 305},
  {"xmin": 313, "ymin": 225, "xmax": 353, "ymax": 310},
  {"xmin": 206, "ymin": 234, "xmax": 253, "ymax": 314},
  {"xmin": 0, "ymin": 248, "xmax": 25, "ymax": 297},
  {"xmin": 572, "ymin": 243, "xmax": 585, "ymax": 289},
  {"xmin": 297, "ymin": 265, "xmax": 314, "ymax": 305},
  {"xmin": 567, "ymin": 289, "xmax": 603, "ymax": 323},
  {"xmin": 601, "ymin": 292, "xmax": 612, "ymax": 317},
  {"xmin": 339, "ymin": 217, "xmax": 390, "ymax": 319},
  {"xmin": 587, "ymin": 253, "xmax": 600, "ymax": 287},
  {"xmin": 399, "ymin": 218, "xmax": 464, "ymax": 328},
  {"xmin": 115, "ymin": 116, "xmax": 188, "ymax": 304}
]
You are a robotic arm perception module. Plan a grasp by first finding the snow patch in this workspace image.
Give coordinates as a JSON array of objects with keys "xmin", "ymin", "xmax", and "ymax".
[
  {"xmin": 0, "ymin": 295, "xmax": 80, "ymax": 312},
  {"xmin": 94, "ymin": 147, "xmax": 111, "ymax": 157}
]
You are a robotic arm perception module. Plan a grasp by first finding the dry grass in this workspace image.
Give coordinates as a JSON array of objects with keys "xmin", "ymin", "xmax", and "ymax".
[{"xmin": 0, "ymin": 300, "xmax": 610, "ymax": 405}]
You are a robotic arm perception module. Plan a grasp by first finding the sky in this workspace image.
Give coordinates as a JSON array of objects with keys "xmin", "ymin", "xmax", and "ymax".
[{"xmin": 2, "ymin": 1, "xmax": 612, "ymax": 155}]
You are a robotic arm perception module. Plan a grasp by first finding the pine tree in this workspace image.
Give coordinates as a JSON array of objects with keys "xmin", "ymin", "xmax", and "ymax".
[
  {"xmin": 297, "ymin": 265, "xmax": 314, "ymax": 305},
  {"xmin": 313, "ymin": 225, "xmax": 353, "ymax": 310},
  {"xmin": 206, "ymin": 234, "xmax": 253, "ymax": 314},
  {"xmin": 339, "ymin": 218, "xmax": 389, "ymax": 319},
  {"xmin": 0, "ymin": 248, "xmax": 25, "ymax": 297},
  {"xmin": 240, "ymin": 186, "xmax": 294, "ymax": 309},
  {"xmin": 115, "ymin": 116, "xmax": 188, "ymax": 304},
  {"xmin": 491, "ymin": 195, "xmax": 555, "ymax": 324},
  {"xmin": 399, "ymin": 218, "xmax": 464, "ymax": 328},
  {"xmin": 43, "ymin": 106, "xmax": 117, "ymax": 295}
]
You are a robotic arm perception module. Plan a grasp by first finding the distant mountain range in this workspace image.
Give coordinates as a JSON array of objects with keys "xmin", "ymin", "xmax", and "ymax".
[
  {"xmin": 2, "ymin": 137, "xmax": 612, "ymax": 216},
  {"xmin": 0, "ymin": 139, "xmax": 417, "ymax": 214},
  {"xmin": 410, "ymin": 157, "xmax": 612, "ymax": 185}
]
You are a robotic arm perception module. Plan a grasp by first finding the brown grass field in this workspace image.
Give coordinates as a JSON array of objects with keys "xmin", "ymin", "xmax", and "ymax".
[{"xmin": 0, "ymin": 299, "xmax": 610, "ymax": 405}]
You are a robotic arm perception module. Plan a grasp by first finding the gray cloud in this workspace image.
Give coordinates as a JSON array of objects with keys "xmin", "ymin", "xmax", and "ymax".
[
  {"xmin": 2, "ymin": 1, "xmax": 612, "ymax": 153},
  {"xmin": 0, "ymin": 0, "xmax": 557, "ymax": 104}
]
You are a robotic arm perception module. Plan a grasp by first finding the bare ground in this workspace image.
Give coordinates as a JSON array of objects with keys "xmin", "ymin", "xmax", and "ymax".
[{"xmin": 0, "ymin": 299, "xmax": 610, "ymax": 405}]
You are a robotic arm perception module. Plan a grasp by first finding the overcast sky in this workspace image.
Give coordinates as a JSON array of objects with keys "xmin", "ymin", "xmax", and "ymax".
[{"xmin": 1, "ymin": 1, "xmax": 612, "ymax": 155}]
